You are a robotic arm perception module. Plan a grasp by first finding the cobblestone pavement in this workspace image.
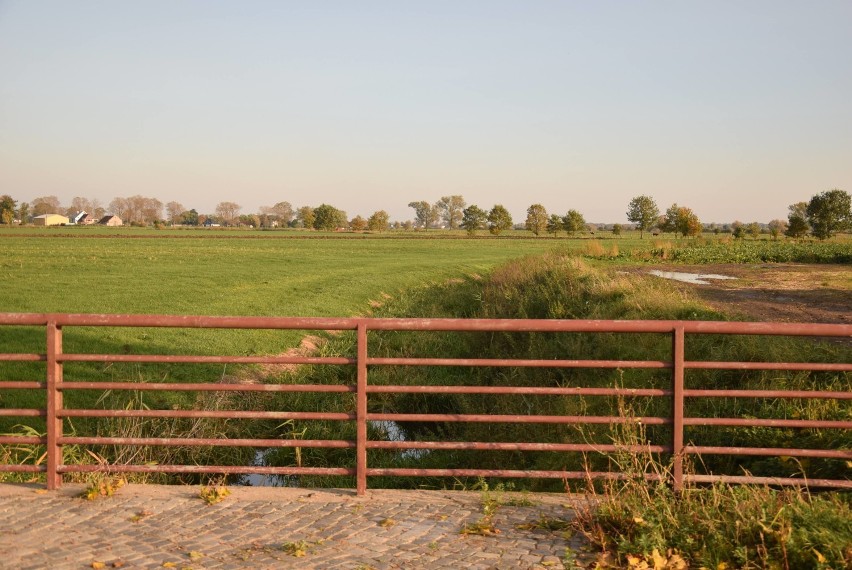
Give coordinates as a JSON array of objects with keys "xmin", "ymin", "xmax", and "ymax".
[{"xmin": 0, "ymin": 483, "xmax": 594, "ymax": 569}]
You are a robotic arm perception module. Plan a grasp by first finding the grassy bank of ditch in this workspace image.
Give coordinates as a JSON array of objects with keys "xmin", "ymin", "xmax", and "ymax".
[{"xmin": 278, "ymin": 251, "xmax": 850, "ymax": 568}]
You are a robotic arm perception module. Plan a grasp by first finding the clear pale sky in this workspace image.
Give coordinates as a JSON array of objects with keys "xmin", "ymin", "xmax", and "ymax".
[{"xmin": 1, "ymin": 1, "xmax": 850, "ymax": 224}]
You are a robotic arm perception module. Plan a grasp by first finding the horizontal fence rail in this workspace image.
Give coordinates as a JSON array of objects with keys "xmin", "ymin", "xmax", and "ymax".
[{"xmin": 0, "ymin": 313, "xmax": 850, "ymax": 493}]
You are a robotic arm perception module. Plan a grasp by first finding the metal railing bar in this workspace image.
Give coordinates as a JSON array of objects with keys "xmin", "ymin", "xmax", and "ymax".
[
  {"xmin": 0, "ymin": 436, "xmax": 44, "ymax": 445},
  {"xmin": 59, "ymin": 436, "xmax": 355, "ymax": 448},
  {"xmin": 368, "ymin": 413, "xmax": 671, "ymax": 425},
  {"xmin": 2, "ymin": 314, "xmax": 850, "ymax": 336},
  {"xmin": 0, "ymin": 354, "xmax": 45, "ymax": 362},
  {"xmin": 684, "ymin": 389, "xmax": 852, "ymax": 400},
  {"xmin": 58, "ymin": 354, "xmax": 355, "ymax": 365},
  {"xmin": 684, "ymin": 418, "xmax": 852, "ymax": 429},
  {"xmin": 60, "ymin": 464, "xmax": 355, "ymax": 476},
  {"xmin": 367, "ymin": 385, "xmax": 672, "ymax": 396},
  {"xmin": 685, "ymin": 446, "xmax": 852, "ymax": 459},
  {"xmin": 368, "ymin": 468, "xmax": 665, "ymax": 481},
  {"xmin": 367, "ymin": 441, "xmax": 672, "ymax": 453},
  {"xmin": 686, "ymin": 474, "xmax": 852, "ymax": 489},
  {"xmin": 0, "ymin": 409, "xmax": 45, "ymax": 417},
  {"xmin": 0, "ymin": 382, "xmax": 46, "ymax": 389},
  {"xmin": 60, "ymin": 382, "xmax": 355, "ymax": 393},
  {"xmin": 368, "ymin": 357, "xmax": 670, "ymax": 369},
  {"xmin": 365, "ymin": 318, "xmax": 852, "ymax": 337},
  {"xmin": 0, "ymin": 465, "xmax": 45, "ymax": 473},
  {"xmin": 0, "ymin": 313, "xmax": 361, "ymax": 330},
  {"xmin": 685, "ymin": 361, "xmax": 852, "ymax": 371},
  {"xmin": 60, "ymin": 410, "xmax": 354, "ymax": 421}
]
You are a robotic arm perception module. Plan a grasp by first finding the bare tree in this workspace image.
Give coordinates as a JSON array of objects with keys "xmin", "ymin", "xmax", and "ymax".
[
  {"xmin": 215, "ymin": 201, "xmax": 241, "ymax": 225},
  {"xmin": 435, "ymin": 195, "xmax": 465, "ymax": 229},
  {"xmin": 166, "ymin": 201, "xmax": 185, "ymax": 224},
  {"xmin": 31, "ymin": 195, "xmax": 62, "ymax": 216},
  {"xmin": 109, "ymin": 197, "xmax": 130, "ymax": 220}
]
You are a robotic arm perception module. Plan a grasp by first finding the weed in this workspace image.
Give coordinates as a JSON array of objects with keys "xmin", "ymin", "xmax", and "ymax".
[
  {"xmin": 460, "ymin": 478, "xmax": 506, "ymax": 536},
  {"xmin": 82, "ymin": 474, "xmax": 126, "ymax": 501},
  {"xmin": 516, "ymin": 515, "xmax": 572, "ymax": 532},
  {"xmin": 282, "ymin": 540, "xmax": 310, "ymax": 557},
  {"xmin": 378, "ymin": 518, "xmax": 396, "ymax": 528},
  {"xmin": 129, "ymin": 509, "xmax": 153, "ymax": 523},
  {"xmin": 504, "ymin": 490, "xmax": 538, "ymax": 507},
  {"xmin": 199, "ymin": 480, "xmax": 230, "ymax": 505}
]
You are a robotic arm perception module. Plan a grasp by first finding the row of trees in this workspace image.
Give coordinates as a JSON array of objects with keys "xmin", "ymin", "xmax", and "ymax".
[
  {"xmin": 622, "ymin": 190, "xmax": 851, "ymax": 241},
  {"xmin": 2, "ymin": 189, "xmax": 849, "ymax": 239}
]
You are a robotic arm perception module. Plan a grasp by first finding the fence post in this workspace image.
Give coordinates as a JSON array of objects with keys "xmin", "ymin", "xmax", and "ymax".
[
  {"xmin": 672, "ymin": 325, "xmax": 685, "ymax": 492},
  {"xmin": 356, "ymin": 321, "xmax": 368, "ymax": 495},
  {"xmin": 46, "ymin": 320, "xmax": 64, "ymax": 490}
]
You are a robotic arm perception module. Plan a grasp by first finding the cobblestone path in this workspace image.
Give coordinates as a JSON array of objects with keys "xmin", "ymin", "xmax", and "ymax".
[{"xmin": 0, "ymin": 484, "xmax": 593, "ymax": 569}]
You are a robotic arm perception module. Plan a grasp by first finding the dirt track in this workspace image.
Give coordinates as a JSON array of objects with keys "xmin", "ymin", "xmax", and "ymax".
[{"xmin": 638, "ymin": 263, "xmax": 851, "ymax": 324}]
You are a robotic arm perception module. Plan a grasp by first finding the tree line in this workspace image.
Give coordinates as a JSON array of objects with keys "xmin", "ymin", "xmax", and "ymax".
[{"xmin": 1, "ymin": 189, "xmax": 849, "ymax": 239}]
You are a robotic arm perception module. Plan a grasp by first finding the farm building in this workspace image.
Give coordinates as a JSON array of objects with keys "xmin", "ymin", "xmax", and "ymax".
[
  {"xmin": 99, "ymin": 215, "xmax": 123, "ymax": 226},
  {"xmin": 71, "ymin": 211, "xmax": 89, "ymax": 224},
  {"xmin": 33, "ymin": 214, "xmax": 69, "ymax": 226}
]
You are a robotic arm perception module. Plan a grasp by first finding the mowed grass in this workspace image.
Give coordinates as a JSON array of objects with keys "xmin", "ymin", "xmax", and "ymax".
[
  {"xmin": 0, "ymin": 232, "xmax": 572, "ymax": 407},
  {"xmin": 0, "ymin": 232, "xmax": 574, "ymax": 317}
]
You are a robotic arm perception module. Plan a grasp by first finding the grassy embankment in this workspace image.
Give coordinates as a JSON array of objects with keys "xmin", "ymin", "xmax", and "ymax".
[{"xmin": 291, "ymin": 248, "xmax": 850, "ymax": 569}]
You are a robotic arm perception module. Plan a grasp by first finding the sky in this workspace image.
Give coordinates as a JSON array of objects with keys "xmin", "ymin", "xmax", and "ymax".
[{"xmin": 1, "ymin": 1, "xmax": 850, "ymax": 224}]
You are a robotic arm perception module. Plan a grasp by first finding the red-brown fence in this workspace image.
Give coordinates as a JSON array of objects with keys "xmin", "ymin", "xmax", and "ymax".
[{"xmin": 1, "ymin": 313, "xmax": 850, "ymax": 494}]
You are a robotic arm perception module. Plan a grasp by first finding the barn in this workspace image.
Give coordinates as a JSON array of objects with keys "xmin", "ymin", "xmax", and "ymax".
[
  {"xmin": 99, "ymin": 215, "xmax": 123, "ymax": 226},
  {"xmin": 33, "ymin": 214, "xmax": 69, "ymax": 226}
]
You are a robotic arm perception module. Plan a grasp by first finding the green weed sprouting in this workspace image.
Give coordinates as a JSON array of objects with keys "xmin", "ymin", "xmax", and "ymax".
[{"xmin": 571, "ymin": 422, "xmax": 852, "ymax": 570}]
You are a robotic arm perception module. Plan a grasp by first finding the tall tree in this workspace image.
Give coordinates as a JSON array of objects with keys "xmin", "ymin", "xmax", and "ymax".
[
  {"xmin": 166, "ymin": 201, "xmax": 185, "ymax": 224},
  {"xmin": 487, "ymin": 204, "xmax": 513, "ymax": 236},
  {"xmin": 731, "ymin": 220, "xmax": 745, "ymax": 239},
  {"xmin": 435, "ymin": 195, "xmax": 466, "ymax": 229},
  {"xmin": 626, "ymin": 195, "xmax": 659, "ymax": 239},
  {"xmin": 349, "ymin": 215, "xmax": 368, "ymax": 232},
  {"xmin": 31, "ymin": 195, "xmax": 62, "ymax": 216},
  {"xmin": 546, "ymin": 214, "xmax": 563, "ymax": 236},
  {"xmin": 266, "ymin": 201, "xmax": 295, "ymax": 226},
  {"xmin": 68, "ymin": 196, "xmax": 92, "ymax": 215},
  {"xmin": 768, "ymin": 219, "xmax": 787, "ymax": 240},
  {"xmin": 525, "ymin": 204, "xmax": 548, "ymax": 236},
  {"xmin": 806, "ymin": 188, "xmax": 851, "ymax": 240},
  {"xmin": 663, "ymin": 204, "xmax": 701, "ymax": 238},
  {"xmin": 215, "ymin": 201, "xmax": 241, "ymax": 225},
  {"xmin": 296, "ymin": 206, "xmax": 315, "ymax": 229},
  {"xmin": 17, "ymin": 201, "xmax": 29, "ymax": 223},
  {"xmin": 785, "ymin": 202, "xmax": 809, "ymax": 239},
  {"xmin": 313, "ymin": 204, "xmax": 346, "ymax": 231},
  {"xmin": 0, "ymin": 195, "xmax": 16, "ymax": 224},
  {"xmin": 109, "ymin": 197, "xmax": 130, "ymax": 220},
  {"xmin": 180, "ymin": 209, "xmax": 199, "ymax": 226},
  {"xmin": 746, "ymin": 222, "xmax": 762, "ymax": 239},
  {"xmin": 562, "ymin": 209, "xmax": 586, "ymax": 236},
  {"xmin": 367, "ymin": 210, "xmax": 390, "ymax": 232},
  {"xmin": 408, "ymin": 201, "xmax": 437, "ymax": 229},
  {"xmin": 461, "ymin": 205, "xmax": 487, "ymax": 235}
]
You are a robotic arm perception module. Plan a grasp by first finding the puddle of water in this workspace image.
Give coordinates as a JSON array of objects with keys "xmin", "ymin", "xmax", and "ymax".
[
  {"xmin": 239, "ymin": 449, "xmax": 295, "ymax": 487},
  {"xmin": 372, "ymin": 420, "xmax": 430, "ymax": 460},
  {"xmin": 239, "ymin": 420, "xmax": 428, "ymax": 487},
  {"xmin": 649, "ymin": 270, "xmax": 737, "ymax": 285}
]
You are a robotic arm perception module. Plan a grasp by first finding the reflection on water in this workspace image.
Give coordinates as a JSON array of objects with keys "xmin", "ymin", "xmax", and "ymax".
[
  {"xmin": 649, "ymin": 270, "xmax": 737, "ymax": 285},
  {"xmin": 239, "ymin": 420, "xmax": 428, "ymax": 487}
]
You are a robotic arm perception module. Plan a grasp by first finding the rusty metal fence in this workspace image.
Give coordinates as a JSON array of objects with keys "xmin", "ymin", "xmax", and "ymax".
[{"xmin": 1, "ymin": 313, "xmax": 850, "ymax": 494}]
